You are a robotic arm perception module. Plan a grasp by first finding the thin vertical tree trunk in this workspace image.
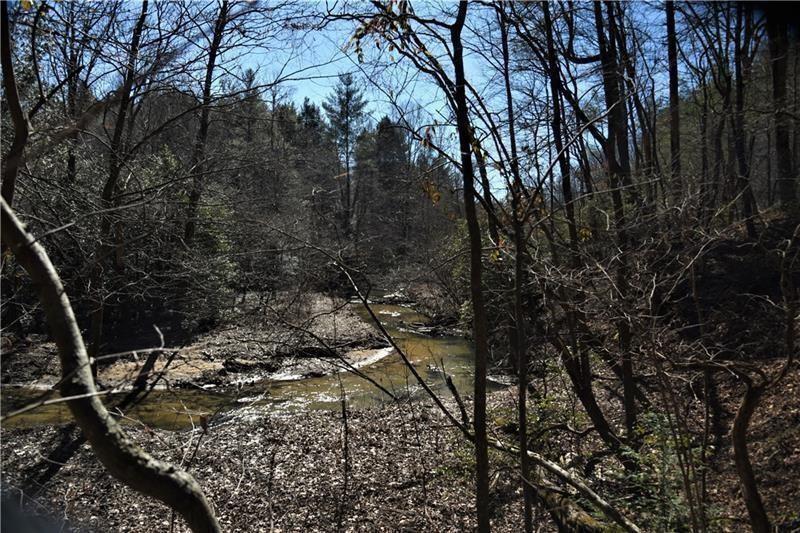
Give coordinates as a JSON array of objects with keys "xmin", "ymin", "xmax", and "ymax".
[
  {"xmin": 0, "ymin": 1, "xmax": 29, "ymax": 207},
  {"xmin": 666, "ymin": 1, "xmax": 682, "ymax": 201},
  {"xmin": 699, "ymin": 82, "xmax": 710, "ymax": 220},
  {"xmin": 185, "ymin": 0, "xmax": 231, "ymax": 245},
  {"xmin": 712, "ymin": 83, "xmax": 730, "ymax": 211},
  {"xmin": 543, "ymin": 2, "xmax": 578, "ymax": 249},
  {"xmin": 602, "ymin": 2, "xmax": 634, "ymax": 196},
  {"xmin": 766, "ymin": 7, "xmax": 795, "ymax": 206},
  {"xmin": 793, "ymin": 39, "xmax": 800, "ymax": 179},
  {"xmin": 594, "ymin": 1, "xmax": 638, "ymax": 445},
  {"xmin": 474, "ymin": 143, "xmax": 500, "ymax": 244},
  {"xmin": 613, "ymin": 4, "xmax": 655, "ymax": 201},
  {"xmin": 451, "ymin": 3, "xmax": 490, "ymax": 530},
  {"xmin": 498, "ymin": 6, "xmax": 532, "ymax": 530},
  {"xmin": 732, "ymin": 5, "xmax": 757, "ymax": 237},
  {"xmin": 732, "ymin": 382, "xmax": 770, "ymax": 533},
  {"xmin": 65, "ymin": 6, "xmax": 80, "ymax": 184},
  {"xmin": 88, "ymin": 0, "xmax": 149, "ymax": 367},
  {"xmin": 766, "ymin": 130, "xmax": 773, "ymax": 206}
]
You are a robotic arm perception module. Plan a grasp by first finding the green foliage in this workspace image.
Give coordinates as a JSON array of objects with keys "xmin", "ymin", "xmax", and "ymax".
[
  {"xmin": 323, "ymin": 73, "xmax": 368, "ymax": 168},
  {"xmin": 434, "ymin": 439, "xmax": 476, "ymax": 481},
  {"xmin": 174, "ymin": 197, "xmax": 240, "ymax": 331},
  {"xmin": 612, "ymin": 411, "xmax": 715, "ymax": 532}
]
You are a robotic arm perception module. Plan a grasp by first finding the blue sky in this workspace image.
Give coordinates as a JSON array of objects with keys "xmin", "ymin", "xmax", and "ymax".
[
  {"xmin": 229, "ymin": 0, "xmax": 674, "ymax": 194},
  {"xmin": 234, "ymin": 2, "xmax": 466, "ymax": 127}
]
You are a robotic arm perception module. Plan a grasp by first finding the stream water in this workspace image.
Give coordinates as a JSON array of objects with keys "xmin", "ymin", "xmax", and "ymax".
[{"xmin": 2, "ymin": 303, "xmax": 500, "ymax": 430}]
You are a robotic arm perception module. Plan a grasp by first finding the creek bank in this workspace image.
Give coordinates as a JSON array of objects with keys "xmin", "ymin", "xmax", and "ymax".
[
  {"xmin": 366, "ymin": 283, "xmax": 464, "ymax": 338},
  {"xmin": 1, "ymin": 292, "xmax": 389, "ymax": 392},
  {"xmin": 0, "ymin": 287, "xmax": 462, "ymax": 395},
  {"xmin": 3, "ymin": 361, "xmax": 798, "ymax": 533},
  {"xmin": 1, "ymin": 290, "xmax": 487, "ymax": 430}
]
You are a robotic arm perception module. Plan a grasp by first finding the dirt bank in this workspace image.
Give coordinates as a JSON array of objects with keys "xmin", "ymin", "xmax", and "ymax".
[{"xmin": 1, "ymin": 293, "xmax": 387, "ymax": 391}]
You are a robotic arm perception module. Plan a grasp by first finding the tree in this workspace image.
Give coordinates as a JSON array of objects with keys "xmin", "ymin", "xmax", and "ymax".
[
  {"xmin": 297, "ymin": 97, "xmax": 341, "ymax": 241},
  {"xmin": 449, "ymin": 4, "xmax": 491, "ymax": 530},
  {"xmin": 2, "ymin": 197, "xmax": 221, "ymax": 533},
  {"xmin": 87, "ymin": 0, "xmax": 150, "ymax": 368},
  {"xmin": 731, "ymin": 3, "xmax": 758, "ymax": 238},
  {"xmin": 766, "ymin": 5, "xmax": 795, "ymax": 207},
  {"xmin": 184, "ymin": 0, "xmax": 231, "ymax": 245},
  {"xmin": 0, "ymin": 4, "xmax": 221, "ymax": 524},
  {"xmin": 667, "ymin": 0, "xmax": 682, "ymax": 199},
  {"xmin": 323, "ymin": 73, "xmax": 368, "ymax": 241},
  {"xmin": 353, "ymin": 116, "xmax": 411, "ymax": 263},
  {"xmin": 5, "ymin": 2, "xmax": 799, "ymax": 531}
]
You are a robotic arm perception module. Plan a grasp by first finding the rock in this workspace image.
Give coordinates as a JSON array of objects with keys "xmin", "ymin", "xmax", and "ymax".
[
  {"xmin": 223, "ymin": 358, "xmax": 259, "ymax": 373},
  {"xmin": 406, "ymin": 323, "xmax": 440, "ymax": 336},
  {"xmin": 297, "ymin": 346, "xmax": 334, "ymax": 358},
  {"xmin": 1, "ymin": 334, "xmax": 17, "ymax": 354},
  {"xmin": 379, "ymin": 290, "xmax": 413, "ymax": 304}
]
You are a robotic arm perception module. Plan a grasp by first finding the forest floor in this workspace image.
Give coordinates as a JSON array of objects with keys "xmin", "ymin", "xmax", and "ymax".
[
  {"xmin": 2, "ymin": 397, "xmax": 526, "ymax": 532},
  {"xmin": 2, "ymin": 356, "xmax": 799, "ymax": 532},
  {"xmin": 2, "ymin": 274, "xmax": 799, "ymax": 531}
]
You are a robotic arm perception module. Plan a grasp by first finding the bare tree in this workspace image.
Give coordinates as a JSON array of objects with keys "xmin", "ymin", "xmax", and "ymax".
[
  {"xmin": 184, "ymin": 0, "xmax": 231, "ymax": 246},
  {"xmin": 766, "ymin": 5, "xmax": 795, "ymax": 207}
]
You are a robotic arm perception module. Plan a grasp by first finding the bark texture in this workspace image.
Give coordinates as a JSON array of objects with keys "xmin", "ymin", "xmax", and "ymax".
[{"xmin": 450, "ymin": 3, "xmax": 490, "ymax": 531}]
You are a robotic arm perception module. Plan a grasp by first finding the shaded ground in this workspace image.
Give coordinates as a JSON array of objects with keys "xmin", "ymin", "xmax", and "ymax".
[
  {"xmin": 2, "ymin": 361, "xmax": 799, "ymax": 533},
  {"xmin": 1, "ymin": 293, "xmax": 386, "ymax": 391},
  {"xmin": 0, "ymin": 400, "xmax": 528, "ymax": 533},
  {"xmin": 706, "ymin": 359, "xmax": 800, "ymax": 531}
]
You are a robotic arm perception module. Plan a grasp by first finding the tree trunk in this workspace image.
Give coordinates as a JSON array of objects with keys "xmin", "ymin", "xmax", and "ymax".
[
  {"xmin": 543, "ymin": 2, "xmax": 578, "ymax": 250},
  {"xmin": 666, "ymin": 1, "xmax": 682, "ymax": 201},
  {"xmin": 613, "ymin": 4, "xmax": 655, "ymax": 202},
  {"xmin": 185, "ymin": 0, "xmax": 231, "ymax": 245},
  {"xmin": 65, "ymin": 6, "xmax": 80, "ymax": 184},
  {"xmin": 600, "ymin": 2, "xmax": 633, "ymax": 193},
  {"xmin": 732, "ymin": 382, "xmax": 770, "ymax": 533},
  {"xmin": 699, "ymin": 82, "xmax": 710, "ymax": 220},
  {"xmin": 594, "ymin": 1, "xmax": 638, "ymax": 445},
  {"xmin": 0, "ymin": 1, "xmax": 29, "ymax": 207},
  {"xmin": 499, "ymin": 6, "xmax": 532, "ymax": 530},
  {"xmin": 451, "ymin": 3, "xmax": 490, "ymax": 530},
  {"xmin": 732, "ymin": 5, "xmax": 757, "ymax": 238},
  {"xmin": 474, "ymin": 146, "xmax": 500, "ymax": 244},
  {"xmin": 766, "ymin": 7, "xmax": 795, "ymax": 206},
  {"xmin": 1, "ymin": 199, "xmax": 221, "ymax": 533},
  {"xmin": 554, "ymin": 335, "xmax": 634, "ymax": 471},
  {"xmin": 88, "ymin": 0, "xmax": 149, "ymax": 367}
]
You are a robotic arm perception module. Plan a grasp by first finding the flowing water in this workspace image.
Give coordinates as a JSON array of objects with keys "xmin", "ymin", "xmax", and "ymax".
[{"xmin": 2, "ymin": 303, "xmax": 497, "ymax": 430}]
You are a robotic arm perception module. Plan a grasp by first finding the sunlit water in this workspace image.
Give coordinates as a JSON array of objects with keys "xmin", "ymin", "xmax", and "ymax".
[{"xmin": 2, "ymin": 303, "xmax": 499, "ymax": 430}]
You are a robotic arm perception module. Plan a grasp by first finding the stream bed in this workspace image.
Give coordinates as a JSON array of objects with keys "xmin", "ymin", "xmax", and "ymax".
[{"xmin": 1, "ymin": 303, "xmax": 503, "ymax": 430}]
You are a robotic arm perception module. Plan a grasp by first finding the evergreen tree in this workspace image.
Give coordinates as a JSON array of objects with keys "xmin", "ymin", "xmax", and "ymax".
[
  {"xmin": 372, "ymin": 117, "xmax": 410, "ymax": 259},
  {"xmin": 322, "ymin": 73, "xmax": 368, "ymax": 239},
  {"xmin": 297, "ymin": 98, "xmax": 339, "ymax": 241}
]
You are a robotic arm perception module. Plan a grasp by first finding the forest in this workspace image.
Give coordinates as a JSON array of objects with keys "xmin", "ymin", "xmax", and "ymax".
[{"xmin": 0, "ymin": 1, "xmax": 798, "ymax": 532}]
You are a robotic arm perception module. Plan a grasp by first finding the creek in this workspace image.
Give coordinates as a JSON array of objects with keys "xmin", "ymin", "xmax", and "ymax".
[{"xmin": 2, "ymin": 303, "xmax": 502, "ymax": 430}]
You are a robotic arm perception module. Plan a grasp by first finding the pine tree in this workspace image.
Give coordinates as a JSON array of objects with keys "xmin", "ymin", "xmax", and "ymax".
[{"xmin": 322, "ymin": 73, "xmax": 368, "ymax": 239}]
